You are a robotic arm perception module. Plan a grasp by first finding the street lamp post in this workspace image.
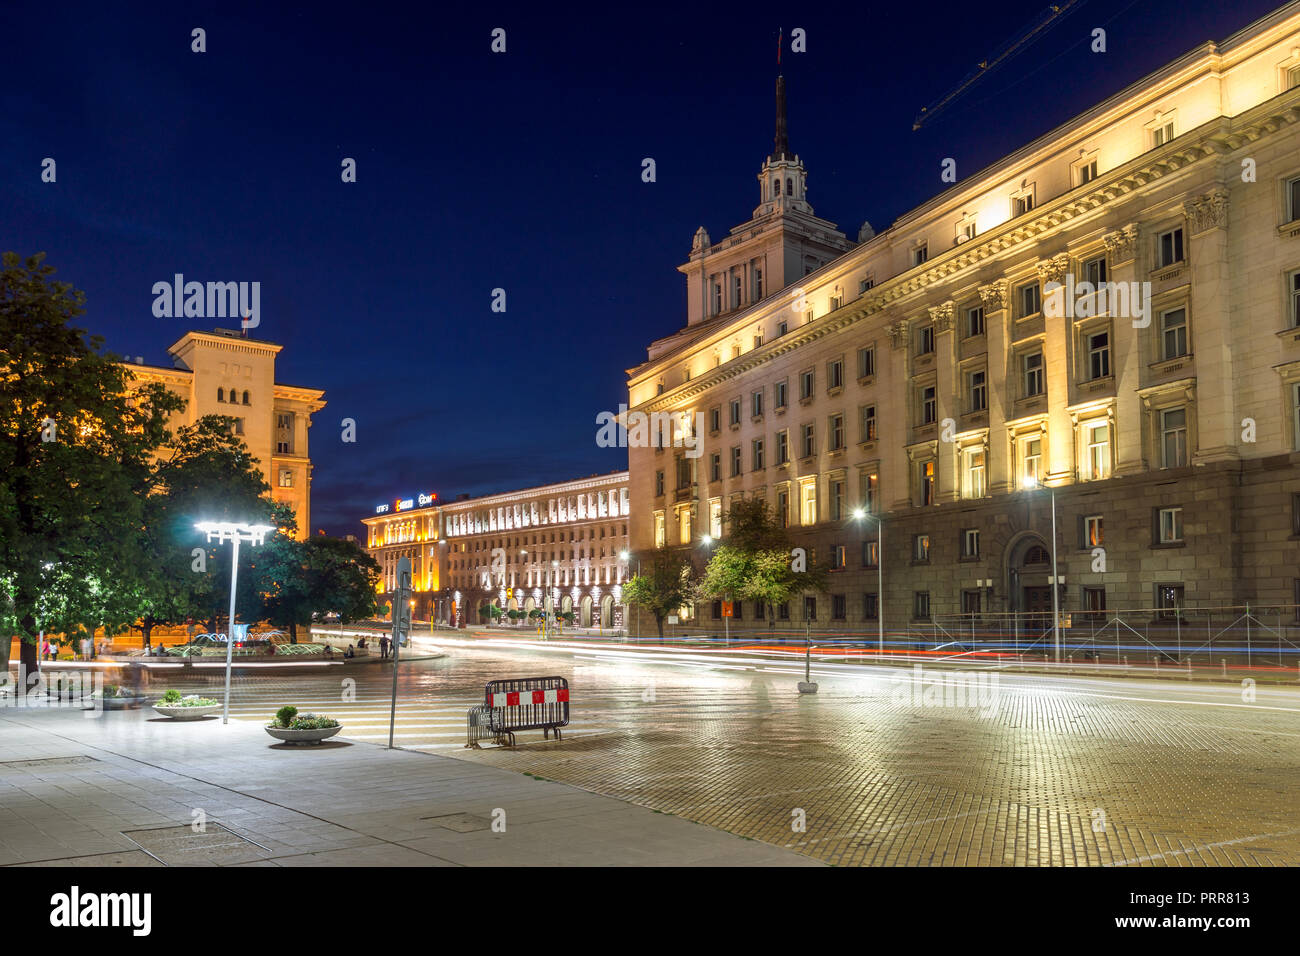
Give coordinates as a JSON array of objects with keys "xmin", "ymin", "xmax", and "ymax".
[
  {"xmin": 852, "ymin": 509, "xmax": 884, "ymax": 655},
  {"xmin": 196, "ymin": 521, "xmax": 275, "ymax": 725},
  {"xmin": 1023, "ymin": 476, "xmax": 1062, "ymax": 663},
  {"xmin": 619, "ymin": 550, "xmax": 639, "ymax": 641}
]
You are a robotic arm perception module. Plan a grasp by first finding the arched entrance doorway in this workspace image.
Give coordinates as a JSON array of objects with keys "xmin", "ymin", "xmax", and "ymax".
[
  {"xmin": 560, "ymin": 594, "xmax": 572, "ymax": 616},
  {"xmin": 600, "ymin": 594, "xmax": 614, "ymax": 628},
  {"xmin": 579, "ymin": 595, "xmax": 593, "ymax": 628},
  {"xmin": 523, "ymin": 596, "xmax": 536, "ymax": 613},
  {"xmin": 1006, "ymin": 532, "xmax": 1054, "ymax": 643}
]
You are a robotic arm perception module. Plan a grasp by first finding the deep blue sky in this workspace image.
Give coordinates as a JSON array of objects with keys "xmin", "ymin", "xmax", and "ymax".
[{"xmin": 3, "ymin": 0, "xmax": 1284, "ymax": 536}]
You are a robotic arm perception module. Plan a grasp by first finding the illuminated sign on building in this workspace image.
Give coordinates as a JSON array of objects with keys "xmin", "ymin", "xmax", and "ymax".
[{"xmin": 377, "ymin": 492, "xmax": 437, "ymax": 515}]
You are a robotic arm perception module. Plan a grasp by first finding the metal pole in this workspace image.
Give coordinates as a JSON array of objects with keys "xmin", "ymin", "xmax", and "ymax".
[
  {"xmin": 222, "ymin": 537, "xmax": 240, "ymax": 725},
  {"xmin": 877, "ymin": 518, "xmax": 884, "ymax": 656},
  {"xmin": 1050, "ymin": 488, "xmax": 1061, "ymax": 663},
  {"xmin": 388, "ymin": 572, "xmax": 409, "ymax": 750}
]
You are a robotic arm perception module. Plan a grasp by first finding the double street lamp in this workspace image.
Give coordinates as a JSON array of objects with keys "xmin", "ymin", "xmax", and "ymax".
[
  {"xmin": 1022, "ymin": 476, "xmax": 1062, "ymax": 663},
  {"xmin": 195, "ymin": 521, "xmax": 275, "ymax": 725},
  {"xmin": 851, "ymin": 508, "xmax": 884, "ymax": 655}
]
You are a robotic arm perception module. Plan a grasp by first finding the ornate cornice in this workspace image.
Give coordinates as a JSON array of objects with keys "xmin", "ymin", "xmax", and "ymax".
[
  {"xmin": 1035, "ymin": 253, "xmax": 1070, "ymax": 285},
  {"xmin": 888, "ymin": 319, "xmax": 910, "ymax": 351},
  {"xmin": 927, "ymin": 300, "xmax": 955, "ymax": 334},
  {"xmin": 977, "ymin": 279, "xmax": 1008, "ymax": 310}
]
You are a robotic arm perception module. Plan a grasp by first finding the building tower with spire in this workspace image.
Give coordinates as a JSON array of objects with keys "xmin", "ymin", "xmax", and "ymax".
[{"xmin": 671, "ymin": 74, "xmax": 856, "ymax": 333}]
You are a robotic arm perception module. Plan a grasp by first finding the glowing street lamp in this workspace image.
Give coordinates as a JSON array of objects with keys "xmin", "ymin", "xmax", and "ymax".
[
  {"xmin": 1022, "ymin": 476, "xmax": 1062, "ymax": 663},
  {"xmin": 195, "ymin": 521, "xmax": 275, "ymax": 724},
  {"xmin": 851, "ymin": 507, "xmax": 884, "ymax": 655}
]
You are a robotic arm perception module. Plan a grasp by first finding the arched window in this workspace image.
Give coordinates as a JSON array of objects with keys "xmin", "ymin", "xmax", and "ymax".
[
  {"xmin": 786, "ymin": 177, "xmax": 793, "ymax": 196},
  {"xmin": 216, "ymin": 387, "xmax": 224, "ymax": 403},
  {"xmin": 242, "ymin": 390, "xmax": 250, "ymax": 405},
  {"xmin": 773, "ymin": 178, "xmax": 781, "ymax": 196},
  {"xmin": 1024, "ymin": 545, "xmax": 1050, "ymax": 565}
]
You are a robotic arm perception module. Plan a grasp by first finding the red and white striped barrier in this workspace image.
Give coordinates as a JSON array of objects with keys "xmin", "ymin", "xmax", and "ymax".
[{"xmin": 488, "ymin": 687, "xmax": 569, "ymax": 707}]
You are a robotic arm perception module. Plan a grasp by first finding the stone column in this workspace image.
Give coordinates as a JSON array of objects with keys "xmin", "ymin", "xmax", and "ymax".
[
  {"xmin": 1183, "ymin": 189, "xmax": 1236, "ymax": 463},
  {"xmin": 930, "ymin": 300, "xmax": 958, "ymax": 501},
  {"xmin": 887, "ymin": 317, "xmax": 912, "ymax": 511},
  {"xmin": 1036, "ymin": 253, "xmax": 1073, "ymax": 484},
  {"xmin": 980, "ymin": 280, "xmax": 1011, "ymax": 494},
  {"xmin": 1104, "ymin": 223, "xmax": 1144, "ymax": 475}
]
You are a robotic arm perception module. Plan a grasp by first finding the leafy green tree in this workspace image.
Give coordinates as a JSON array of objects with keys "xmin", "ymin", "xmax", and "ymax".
[
  {"xmin": 0, "ymin": 252, "xmax": 180, "ymax": 679},
  {"xmin": 622, "ymin": 549, "xmax": 695, "ymax": 643},
  {"xmin": 697, "ymin": 499, "xmax": 827, "ymax": 627}
]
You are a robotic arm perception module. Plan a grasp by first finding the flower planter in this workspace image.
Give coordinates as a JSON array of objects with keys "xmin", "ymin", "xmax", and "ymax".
[
  {"xmin": 100, "ymin": 696, "xmax": 147, "ymax": 710},
  {"xmin": 153, "ymin": 703, "xmax": 222, "ymax": 720},
  {"xmin": 265, "ymin": 724, "xmax": 342, "ymax": 745}
]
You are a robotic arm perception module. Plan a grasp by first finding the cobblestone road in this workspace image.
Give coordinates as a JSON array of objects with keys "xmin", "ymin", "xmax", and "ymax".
[{"xmin": 178, "ymin": 640, "xmax": 1300, "ymax": 866}]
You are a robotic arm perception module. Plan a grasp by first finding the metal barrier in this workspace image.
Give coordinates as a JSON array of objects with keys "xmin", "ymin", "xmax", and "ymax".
[
  {"xmin": 464, "ymin": 705, "xmax": 497, "ymax": 749},
  {"xmin": 478, "ymin": 676, "xmax": 570, "ymax": 747}
]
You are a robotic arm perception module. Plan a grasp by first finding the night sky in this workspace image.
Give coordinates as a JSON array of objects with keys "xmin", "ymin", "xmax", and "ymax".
[{"xmin": 3, "ymin": 0, "xmax": 1283, "ymax": 536}]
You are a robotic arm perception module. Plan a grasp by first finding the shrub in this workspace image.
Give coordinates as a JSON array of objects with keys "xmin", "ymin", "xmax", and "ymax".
[
  {"xmin": 162, "ymin": 689, "xmax": 182, "ymax": 704},
  {"xmin": 274, "ymin": 705, "xmax": 298, "ymax": 728}
]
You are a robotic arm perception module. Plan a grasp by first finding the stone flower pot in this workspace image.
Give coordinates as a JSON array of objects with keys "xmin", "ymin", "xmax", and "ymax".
[
  {"xmin": 153, "ymin": 703, "xmax": 223, "ymax": 720},
  {"xmin": 265, "ymin": 724, "xmax": 342, "ymax": 745},
  {"xmin": 100, "ymin": 696, "xmax": 148, "ymax": 710}
]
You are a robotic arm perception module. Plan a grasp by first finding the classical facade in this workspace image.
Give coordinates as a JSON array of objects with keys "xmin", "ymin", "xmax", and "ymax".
[
  {"xmin": 439, "ymin": 471, "xmax": 630, "ymax": 628},
  {"xmin": 125, "ymin": 329, "xmax": 326, "ymax": 539},
  {"xmin": 361, "ymin": 492, "xmax": 441, "ymax": 614},
  {"xmin": 627, "ymin": 6, "xmax": 1300, "ymax": 634}
]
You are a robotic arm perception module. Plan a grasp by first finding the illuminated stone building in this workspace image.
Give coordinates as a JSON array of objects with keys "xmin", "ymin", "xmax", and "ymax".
[
  {"xmin": 360, "ymin": 493, "xmax": 441, "ymax": 617},
  {"xmin": 124, "ymin": 329, "xmax": 325, "ymax": 539},
  {"xmin": 626, "ymin": 6, "xmax": 1300, "ymax": 635}
]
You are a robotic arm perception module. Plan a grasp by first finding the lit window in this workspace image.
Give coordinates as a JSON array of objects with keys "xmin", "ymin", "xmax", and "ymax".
[
  {"xmin": 1023, "ymin": 437, "xmax": 1042, "ymax": 483},
  {"xmin": 278, "ymin": 469, "xmax": 293, "ymax": 488},
  {"xmin": 1161, "ymin": 408, "xmax": 1188, "ymax": 468},
  {"xmin": 860, "ymin": 405, "xmax": 877, "ymax": 443},
  {"xmin": 913, "ymin": 534, "xmax": 930, "ymax": 561},
  {"xmin": 920, "ymin": 460, "xmax": 936, "ymax": 506},
  {"xmin": 800, "ymin": 481, "xmax": 817, "ymax": 525},
  {"xmin": 1158, "ymin": 507, "xmax": 1184, "ymax": 544},
  {"xmin": 1085, "ymin": 422, "xmax": 1110, "ymax": 480},
  {"xmin": 1084, "ymin": 515, "xmax": 1103, "ymax": 548},
  {"xmin": 964, "ymin": 449, "xmax": 986, "ymax": 498}
]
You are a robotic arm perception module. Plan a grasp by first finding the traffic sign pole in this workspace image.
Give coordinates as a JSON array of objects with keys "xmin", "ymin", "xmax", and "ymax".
[{"xmin": 388, "ymin": 557, "xmax": 411, "ymax": 750}]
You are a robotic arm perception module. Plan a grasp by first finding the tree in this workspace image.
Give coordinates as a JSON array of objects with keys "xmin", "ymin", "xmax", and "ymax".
[
  {"xmin": 697, "ymin": 499, "xmax": 828, "ymax": 628},
  {"xmin": 622, "ymin": 549, "xmax": 695, "ymax": 643},
  {"xmin": 0, "ymin": 252, "xmax": 181, "ymax": 681},
  {"xmin": 243, "ymin": 531, "xmax": 381, "ymax": 643}
]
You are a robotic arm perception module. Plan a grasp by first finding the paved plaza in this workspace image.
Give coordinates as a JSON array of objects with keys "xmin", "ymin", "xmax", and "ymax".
[{"xmin": 2, "ymin": 638, "xmax": 1297, "ymax": 866}]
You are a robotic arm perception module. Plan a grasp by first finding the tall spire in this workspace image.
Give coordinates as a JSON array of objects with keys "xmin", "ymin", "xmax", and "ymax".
[{"xmin": 773, "ymin": 75, "xmax": 789, "ymax": 160}]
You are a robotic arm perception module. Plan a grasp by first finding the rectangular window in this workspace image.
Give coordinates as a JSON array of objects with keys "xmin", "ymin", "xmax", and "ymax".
[
  {"xmin": 1085, "ymin": 422, "xmax": 1110, "ymax": 480},
  {"xmin": 918, "ymin": 325, "xmax": 935, "ymax": 355},
  {"xmin": 863, "ymin": 592, "xmax": 879, "ymax": 620},
  {"xmin": 1023, "ymin": 351, "xmax": 1044, "ymax": 397},
  {"xmin": 1076, "ymin": 158, "xmax": 1098, "ymax": 185},
  {"xmin": 801, "ymin": 423, "xmax": 815, "ymax": 458},
  {"xmin": 965, "ymin": 449, "xmax": 986, "ymax": 498},
  {"xmin": 776, "ymin": 489, "xmax": 790, "ymax": 528},
  {"xmin": 861, "ymin": 472, "xmax": 878, "ymax": 514},
  {"xmin": 799, "ymin": 369, "xmax": 814, "ymax": 400},
  {"xmin": 829, "ymin": 479, "xmax": 845, "ymax": 521},
  {"xmin": 730, "ymin": 445, "xmax": 742, "ymax": 477},
  {"xmin": 654, "ymin": 470, "xmax": 665, "ymax": 496},
  {"xmin": 1088, "ymin": 330, "xmax": 1111, "ymax": 379},
  {"xmin": 957, "ymin": 220, "xmax": 977, "ymax": 243},
  {"xmin": 1083, "ymin": 586, "xmax": 1106, "ymax": 622},
  {"xmin": 1158, "ymin": 506, "xmax": 1184, "ymax": 544},
  {"xmin": 711, "ymin": 281, "xmax": 722, "ymax": 314},
  {"xmin": 754, "ymin": 266, "xmax": 764, "ymax": 300},
  {"xmin": 862, "ymin": 540, "xmax": 880, "ymax": 568},
  {"xmin": 920, "ymin": 460, "xmax": 936, "ymax": 506},
  {"xmin": 830, "ymin": 546, "xmax": 846, "ymax": 571},
  {"xmin": 962, "ymin": 528, "xmax": 980, "ymax": 558},
  {"xmin": 709, "ymin": 454, "xmax": 721, "ymax": 483},
  {"xmin": 961, "ymin": 590, "xmax": 982, "ymax": 615},
  {"xmin": 1161, "ymin": 307, "xmax": 1188, "ymax": 359},
  {"xmin": 968, "ymin": 370, "xmax": 987, "ymax": 413},
  {"xmin": 912, "ymin": 244, "xmax": 928, "ymax": 266},
  {"xmin": 1013, "ymin": 192, "xmax": 1034, "ymax": 217},
  {"xmin": 1018, "ymin": 281, "xmax": 1041, "ymax": 318},
  {"xmin": 860, "ymin": 405, "xmax": 877, "ymax": 443},
  {"xmin": 752, "ymin": 390, "xmax": 764, "ymax": 418},
  {"xmin": 828, "ymin": 359, "xmax": 844, "ymax": 390},
  {"xmin": 729, "ymin": 399, "xmax": 741, "ymax": 427},
  {"xmin": 829, "ymin": 414, "xmax": 845, "ymax": 451},
  {"xmin": 777, "ymin": 320, "xmax": 788, "ymax": 337},
  {"xmin": 1288, "ymin": 176, "xmax": 1300, "ymax": 223},
  {"xmin": 1156, "ymin": 584, "xmax": 1185, "ymax": 620},
  {"xmin": 1294, "ymin": 384, "xmax": 1300, "ymax": 451},
  {"xmin": 1290, "ymin": 271, "xmax": 1300, "ymax": 328},
  {"xmin": 775, "ymin": 379, "xmax": 788, "ymax": 409},
  {"xmin": 800, "ymin": 481, "xmax": 817, "ymax": 525},
  {"xmin": 1161, "ymin": 408, "xmax": 1188, "ymax": 468},
  {"xmin": 754, "ymin": 333, "xmax": 764, "ymax": 349},
  {"xmin": 278, "ymin": 469, "xmax": 293, "ymax": 488},
  {"xmin": 831, "ymin": 593, "xmax": 847, "ymax": 620},
  {"xmin": 830, "ymin": 294, "xmax": 842, "ymax": 311},
  {"xmin": 708, "ymin": 406, "xmax": 721, "ymax": 433},
  {"xmin": 1157, "ymin": 227, "xmax": 1184, "ymax": 268},
  {"xmin": 1084, "ymin": 515, "xmax": 1104, "ymax": 548},
  {"xmin": 1083, "ymin": 255, "xmax": 1107, "ymax": 286},
  {"xmin": 921, "ymin": 385, "xmax": 937, "ymax": 424},
  {"xmin": 653, "ymin": 512, "xmax": 666, "ymax": 548},
  {"xmin": 1023, "ymin": 437, "xmax": 1042, "ymax": 483},
  {"xmin": 859, "ymin": 277, "xmax": 875, "ymax": 295},
  {"xmin": 914, "ymin": 591, "xmax": 931, "ymax": 620},
  {"xmin": 732, "ymin": 274, "xmax": 742, "ymax": 309},
  {"xmin": 751, "ymin": 438, "xmax": 765, "ymax": 471},
  {"xmin": 965, "ymin": 306, "xmax": 985, "ymax": 338},
  {"xmin": 858, "ymin": 346, "xmax": 875, "ymax": 379},
  {"xmin": 775, "ymin": 430, "xmax": 789, "ymax": 465},
  {"xmin": 913, "ymin": 534, "xmax": 930, "ymax": 562},
  {"xmin": 1151, "ymin": 121, "xmax": 1174, "ymax": 147},
  {"xmin": 709, "ymin": 499, "xmax": 722, "ymax": 538},
  {"xmin": 804, "ymin": 596, "xmax": 818, "ymax": 621},
  {"xmin": 1289, "ymin": 65, "xmax": 1300, "ymax": 91}
]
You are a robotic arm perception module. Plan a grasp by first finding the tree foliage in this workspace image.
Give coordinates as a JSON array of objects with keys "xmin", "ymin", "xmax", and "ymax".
[{"xmin": 622, "ymin": 549, "xmax": 696, "ymax": 642}]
